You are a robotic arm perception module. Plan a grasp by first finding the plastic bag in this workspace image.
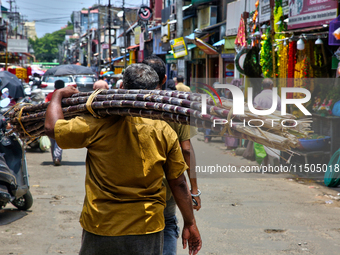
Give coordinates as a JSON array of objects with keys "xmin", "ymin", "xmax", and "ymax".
[
  {"xmin": 39, "ymin": 136, "xmax": 51, "ymax": 151},
  {"xmin": 254, "ymin": 142, "xmax": 267, "ymax": 165},
  {"xmin": 333, "ymin": 27, "xmax": 340, "ymax": 40}
]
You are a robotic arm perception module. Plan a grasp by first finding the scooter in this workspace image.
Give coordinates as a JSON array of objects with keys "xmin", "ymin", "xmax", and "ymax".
[{"xmin": 0, "ymin": 98, "xmax": 33, "ymax": 210}]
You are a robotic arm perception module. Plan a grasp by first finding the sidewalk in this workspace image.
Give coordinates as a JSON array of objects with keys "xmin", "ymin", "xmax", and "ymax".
[{"xmin": 176, "ymin": 135, "xmax": 340, "ymax": 254}]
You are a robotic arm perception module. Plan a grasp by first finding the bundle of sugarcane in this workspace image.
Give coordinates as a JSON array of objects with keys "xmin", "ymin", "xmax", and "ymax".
[{"xmin": 8, "ymin": 89, "xmax": 311, "ymax": 151}]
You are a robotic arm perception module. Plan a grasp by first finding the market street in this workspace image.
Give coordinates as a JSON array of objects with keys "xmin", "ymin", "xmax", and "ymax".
[{"xmin": 1, "ymin": 134, "xmax": 340, "ymax": 255}]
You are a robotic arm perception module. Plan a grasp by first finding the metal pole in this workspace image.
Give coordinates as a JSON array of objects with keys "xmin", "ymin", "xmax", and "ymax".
[
  {"xmin": 108, "ymin": 0, "xmax": 112, "ymax": 70},
  {"xmin": 123, "ymin": 0, "xmax": 127, "ymax": 69},
  {"xmin": 176, "ymin": 0, "xmax": 183, "ymax": 38},
  {"xmin": 97, "ymin": 1, "xmax": 101, "ymax": 73},
  {"xmin": 5, "ymin": 22, "xmax": 9, "ymax": 70},
  {"xmin": 87, "ymin": 8, "xmax": 91, "ymax": 67}
]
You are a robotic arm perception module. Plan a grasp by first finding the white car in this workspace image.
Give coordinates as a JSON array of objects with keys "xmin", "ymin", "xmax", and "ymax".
[{"xmin": 40, "ymin": 76, "xmax": 77, "ymax": 95}]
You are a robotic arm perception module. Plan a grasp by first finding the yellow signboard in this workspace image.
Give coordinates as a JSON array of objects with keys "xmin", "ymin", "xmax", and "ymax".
[
  {"xmin": 134, "ymin": 26, "xmax": 141, "ymax": 45},
  {"xmin": 170, "ymin": 37, "xmax": 188, "ymax": 59}
]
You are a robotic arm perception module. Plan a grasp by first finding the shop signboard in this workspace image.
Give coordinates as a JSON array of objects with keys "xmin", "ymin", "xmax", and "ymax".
[
  {"xmin": 259, "ymin": 0, "xmax": 271, "ymax": 23},
  {"xmin": 7, "ymin": 39, "xmax": 28, "ymax": 53},
  {"xmin": 282, "ymin": 0, "xmax": 289, "ymax": 15},
  {"xmin": 288, "ymin": 0, "xmax": 338, "ymax": 29},
  {"xmin": 102, "ymin": 44, "xmax": 109, "ymax": 49},
  {"xmin": 165, "ymin": 54, "xmax": 177, "ymax": 64},
  {"xmin": 170, "ymin": 37, "xmax": 188, "ymax": 58},
  {"xmin": 134, "ymin": 26, "xmax": 141, "ymax": 45},
  {"xmin": 193, "ymin": 38, "xmax": 218, "ymax": 55},
  {"xmin": 221, "ymin": 53, "xmax": 235, "ymax": 62}
]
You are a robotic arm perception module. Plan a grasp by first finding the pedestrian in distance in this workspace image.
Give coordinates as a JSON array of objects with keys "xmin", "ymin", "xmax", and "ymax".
[
  {"xmin": 44, "ymin": 63, "xmax": 202, "ymax": 255},
  {"xmin": 45, "ymin": 79, "xmax": 65, "ymax": 166},
  {"xmin": 175, "ymin": 75, "xmax": 191, "ymax": 92},
  {"xmin": 143, "ymin": 55, "xmax": 202, "ymax": 255}
]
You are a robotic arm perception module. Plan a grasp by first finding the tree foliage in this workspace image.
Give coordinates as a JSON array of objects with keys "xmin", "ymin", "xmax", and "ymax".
[{"xmin": 29, "ymin": 24, "xmax": 73, "ymax": 62}]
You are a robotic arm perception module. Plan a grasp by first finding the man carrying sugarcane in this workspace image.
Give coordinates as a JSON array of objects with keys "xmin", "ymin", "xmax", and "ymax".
[
  {"xmin": 44, "ymin": 63, "xmax": 201, "ymax": 255},
  {"xmin": 143, "ymin": 55, "xmax": 201, "ymax": 255}
]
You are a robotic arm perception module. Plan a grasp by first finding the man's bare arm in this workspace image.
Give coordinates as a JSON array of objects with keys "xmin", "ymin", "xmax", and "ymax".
[
  {"xmin": 44, "ymin": 87, "xmax": 79, "ymax": 139},
  {"xmin": 168, "ymin": 174, "xmax": 202, "ymax": 255},
  {"xmin": 181, "ymin": 140, "xmax": 201, "ymax": 210}
]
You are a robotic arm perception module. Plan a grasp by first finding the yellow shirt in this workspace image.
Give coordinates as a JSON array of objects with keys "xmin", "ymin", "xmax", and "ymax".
[
  {"xmin": 176, "ymin": 82, "xmax": 191, "ymax": 92},
  {"xmin": 55, "ymin": 115, "xmax": 187, "ymax": 236}
]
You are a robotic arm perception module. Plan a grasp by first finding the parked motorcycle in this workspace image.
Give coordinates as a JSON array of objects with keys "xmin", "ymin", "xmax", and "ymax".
[{"xmin": 0, "ymin": 100, "xmax": 33, "ymax": 210}]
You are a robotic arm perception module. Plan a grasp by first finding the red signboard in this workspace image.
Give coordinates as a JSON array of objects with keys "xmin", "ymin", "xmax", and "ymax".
[
  {"xmin": 288, "ymin": 0, "xmax": 338, "ymax": 30},
  {"xmin": 102, "ymin": 44, "xmax": 109, "ymax": 49}
]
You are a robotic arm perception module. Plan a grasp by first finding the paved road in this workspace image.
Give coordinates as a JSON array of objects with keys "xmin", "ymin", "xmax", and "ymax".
[{"xmin": 0, "ymin": 134, "xmax": 340, "ymax": 255}]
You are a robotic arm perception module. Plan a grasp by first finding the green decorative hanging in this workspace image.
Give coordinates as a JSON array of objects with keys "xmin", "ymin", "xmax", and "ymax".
[{"xmin": 260, "ymin": 28, "xmax": 273, "ymax": 78}]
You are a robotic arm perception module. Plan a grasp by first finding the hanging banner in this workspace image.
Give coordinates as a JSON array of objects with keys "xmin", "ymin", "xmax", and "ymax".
[
  {"xmin": 288, "ymin": 0, "xmax": 338, "ymax": 30},
  {"xmin": 170, "ymin": 37, "xmax": 188, "ymax": 58}
]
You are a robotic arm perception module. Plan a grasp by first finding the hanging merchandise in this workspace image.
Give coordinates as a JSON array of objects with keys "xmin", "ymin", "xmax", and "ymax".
[
  {"xmin": 252, "ymin": 1, "xmax": 259, "ymax": 33},
  {"xmin": 235, "ymin": 15, "xmax": 246, "ymax": 48},
  {"xmin": 277, "ymin": 43, "xmax": 288, "ymax": 89},
  {"xmin": 260, "ymin": 28, "xmax": 273, "ymax": 78},
  {"xmin": 292, "ymin": 42, "xmax": 314, "ymax": 117},
  {"xmin": 274, "ymin": 0, "xmax": 285, "ymax": 35},
  {"xmin": 243, "ymin": 47, "xmax": 262, "ymax": 77},
  {"xmin": 235, "ymin": 47, "xmax": 249, "ymax": 75},
  {"xmin": 287, "ymin": 41, "xmax": 296, "ymax": 99}
]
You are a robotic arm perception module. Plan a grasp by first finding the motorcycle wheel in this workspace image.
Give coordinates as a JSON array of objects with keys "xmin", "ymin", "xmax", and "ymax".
[{"xmin": 11, "ymin": 190, "xmax": 33, "ymax": 210}]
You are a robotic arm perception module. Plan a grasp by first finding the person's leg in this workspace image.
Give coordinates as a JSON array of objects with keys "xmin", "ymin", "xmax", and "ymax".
[
  {"xmin": 205, "ymin": 129, "xmax": 212, "ymax": 143},
  {"xmin": 49, "ymin": 138, "xmax": 62, "ymax": 166},
  {"xmin": 163, "ymin": 196, "xmax": 180, "ymax": 255},
  {"xmin": 163, "ymin": 215, "xmax": 180, "ymax": 255},
  {"xmin": 79, "ymin": 229, "xmax": 163, "ymax": 255}
]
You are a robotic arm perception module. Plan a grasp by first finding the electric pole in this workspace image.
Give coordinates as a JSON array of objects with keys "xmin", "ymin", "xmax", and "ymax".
[
  {"xmin": 97, "ymin": 1, "xmax": 101, "ymax": 73},
  {"xmin": 123, "ymin": 0, "xmax": 127, "ymax": 69},
  {"xmin": 87, "ymin": 7, "xmax": 91, "ymax": 68},
  {"xmin": 108, "ymin": 0, "xmax": 112, "ymax": 70},
  {"xmin": 176, "ymin": 0, "xmax": 185, "ymax": 78}
]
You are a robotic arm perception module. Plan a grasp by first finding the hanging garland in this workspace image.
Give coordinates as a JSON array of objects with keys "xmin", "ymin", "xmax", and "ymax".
[
  {"xmin": 260, "ymin": 28, "xmax": 273, "ymax": 78},
  {"xmin": 252, "ymin": 0, "xmax": 259, "ymax": 33},
  {"xmin": 274, "ymin": 0, "xmax": 285, "ymax": 35},
  {"xmin": 278, "ymin": 43, "xmax": 288, "ymax": 90},
  {"xmin": 235, "ymin": 15, "xmax": 246, "ymax": 47}
]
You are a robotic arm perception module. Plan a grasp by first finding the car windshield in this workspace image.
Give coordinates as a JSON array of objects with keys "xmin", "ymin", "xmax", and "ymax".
[
  {"xmin": 46, "ymin": 76, "xmax": 73, "ymax": 83},
  {"xmin": 75, "ymin": 76, "xmax": 96, "ymax": 82}
]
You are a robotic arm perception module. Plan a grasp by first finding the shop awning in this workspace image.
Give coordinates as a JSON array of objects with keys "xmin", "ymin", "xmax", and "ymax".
[
  {"xmin": 167, "ymin": 14, "xmax": 195, "ymax": 25},
  {"xmin": 185, "ymin": 33, "xmax": 195, "ymax": 40},
  {"xmin": 127, "ymin": 44, "xmax": 139, "ymax": 50},
  {"xmin": 168, "ymin": 44, "xmax": 196, "ymax": 54},
  {"xmin": 182, "ymin": 4, "xmax": 192, "ymax": 11},
  {"xmin": 202, "ymin": 20, "xmax": 226, "ymax": 32},
  {"xmin": 213, "ymin": 39, "xmax": 225, "ymax": 47},
  {"xmin": 224, "ymin": 36, "xmax": 236, "ymax": 50},
  {"xmin": 193, "ymin": 38, "xmax": 218, "ymax": 55},
  {"xmin": 111, "ymin": 53, "xmax": 129, "ymax": 63}
]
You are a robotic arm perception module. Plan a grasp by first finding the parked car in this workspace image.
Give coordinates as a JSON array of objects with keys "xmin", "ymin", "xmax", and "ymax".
[
  {"xmin": 74, "ymin": 75, "xmax": 98, "ymax": 92},
  {"xmin": 40, "ymin": 76, "xmax": 77, "ymax": 95}
]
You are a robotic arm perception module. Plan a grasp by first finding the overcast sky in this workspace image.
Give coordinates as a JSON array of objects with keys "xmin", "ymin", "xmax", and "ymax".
[{"xmin": 14, "ymin": 0, "xmax": 145, "ymax": 38}]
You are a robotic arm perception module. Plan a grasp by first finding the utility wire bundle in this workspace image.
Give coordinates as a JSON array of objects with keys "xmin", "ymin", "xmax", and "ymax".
[{"xmin": 8, "ymin": 89, "xmax": 311, "ymax": 152}]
